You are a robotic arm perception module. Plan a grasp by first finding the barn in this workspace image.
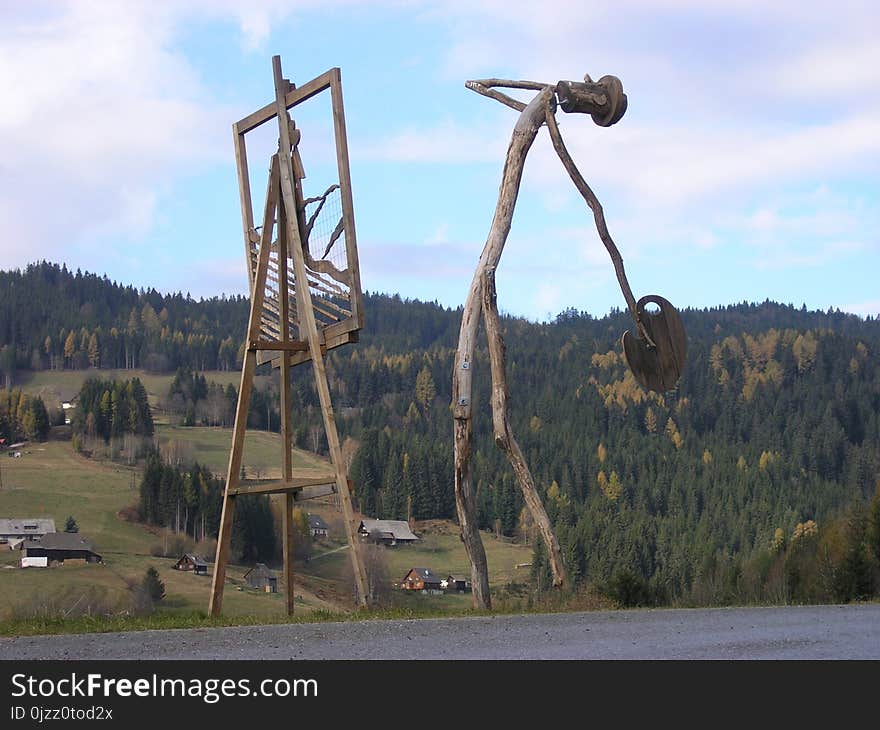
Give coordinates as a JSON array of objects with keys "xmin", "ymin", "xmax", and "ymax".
[{"xmin": 22, "ymin": 533, "xmax": 102, "ymax": 564}]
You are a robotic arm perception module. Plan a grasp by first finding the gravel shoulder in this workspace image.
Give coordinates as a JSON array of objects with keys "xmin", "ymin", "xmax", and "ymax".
[{"xmin": 2, "ymin": 604, "xmax": 878, "ymax": 660}]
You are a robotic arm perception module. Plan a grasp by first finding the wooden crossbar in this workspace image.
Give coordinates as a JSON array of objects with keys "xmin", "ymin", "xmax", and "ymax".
[{"xmin": 227, "ymin": 476, "xmax": 337, "ymax": 497}]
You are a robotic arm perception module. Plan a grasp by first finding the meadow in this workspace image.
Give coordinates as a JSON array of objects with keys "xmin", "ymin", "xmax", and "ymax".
[{"xmin": 0, "ymin": 426, "xmax": 535, "ymax": 628}]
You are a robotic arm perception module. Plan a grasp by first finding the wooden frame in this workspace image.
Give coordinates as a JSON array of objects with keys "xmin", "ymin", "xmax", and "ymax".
[
  {"xmin": 210, "ymin": 57, "xmax": 369, "ymax": 617},
  {"xmin": 233, "ymin": 67, "xmax": 364, "ymax": 368}
]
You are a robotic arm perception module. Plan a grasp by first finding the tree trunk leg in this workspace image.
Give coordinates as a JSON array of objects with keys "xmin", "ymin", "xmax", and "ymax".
[
  {"xmin": 454, "ymin": 417, "xmax": 491, "ymax": 609},
  {"xmin": 482, "ymin": 268, "xmax": 566, "ymax": 588}
]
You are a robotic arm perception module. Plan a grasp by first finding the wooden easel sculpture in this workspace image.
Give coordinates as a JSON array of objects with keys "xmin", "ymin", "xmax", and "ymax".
[
  {"xmin": 453, "ymin": 75, "xmax": 687, "ymax": 609},
  {"xmin": 209, "ymin": 56, "xmax": 369, "ymax": 615}
]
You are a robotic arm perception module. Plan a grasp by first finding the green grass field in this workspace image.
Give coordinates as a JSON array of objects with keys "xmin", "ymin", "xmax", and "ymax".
[
  {"xmin": 305, "ymin": 520, "xmax": 534, "ymax": 613},
  {"xmin": 3, "ymin": 370, "xmax": 539, "ymax": 629},
  {"xmin": 17, "ymin": 368, "xmax": 270, "ymax": 410},
  {"xmin": 0, "ymin": 436, "xmax": 338, "ymax": 621},
  {"xmin": 154, "ymin": 425, "xmax": 330, "ymax": 478}
]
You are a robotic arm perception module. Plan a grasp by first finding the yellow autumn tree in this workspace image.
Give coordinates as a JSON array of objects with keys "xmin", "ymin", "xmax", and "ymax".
[
  {"xmin": 644, "ymin": 407, "xmax": 657, "ymax": 433},
  {"xmin": 770, "ymin": 527, "xmax": 785, "ymax": 553},
  {"xmin": 598, "ymin": 470, "xmax": 623, "ymax": 501},
  {"xmin": 665, "ymin": 417, "xmax": 682, "ymax": 449},
  {"xmin": 792, "ymin": 331, "xmax": 818, "ymax": 372}
]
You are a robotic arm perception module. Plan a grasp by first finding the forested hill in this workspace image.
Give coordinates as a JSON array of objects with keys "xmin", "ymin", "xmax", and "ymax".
[
  {"xmin": 342, "ymin": 292, "xmax": 880, "ymax": 604},
  {"xmin": 3, "ymin": 261, "xmax": 880, "ymax": 604},
  {"xmin": 0, "ymin": 262, "xmax": 248, "ymax": 375}
]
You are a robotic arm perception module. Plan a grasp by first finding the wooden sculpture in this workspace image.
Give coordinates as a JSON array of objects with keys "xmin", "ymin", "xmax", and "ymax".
[
  {"xmin": 453, "ymin": 74, "xmax": 687, "ymax": 609},
  {"xmin": 209, "ymin": 56, "xmax": 369, "ymax": 616}
]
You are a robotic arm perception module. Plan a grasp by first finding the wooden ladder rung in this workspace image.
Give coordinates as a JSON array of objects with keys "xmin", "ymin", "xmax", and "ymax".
[{"xmin": 227, "ymin": 474, "xmax": 337, "ymax": 496}]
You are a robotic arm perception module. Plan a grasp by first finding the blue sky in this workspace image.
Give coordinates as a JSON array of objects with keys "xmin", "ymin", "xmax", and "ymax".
[{"xmin": 1, "ymin": 1, "xmax": 878, "ymax": 321}]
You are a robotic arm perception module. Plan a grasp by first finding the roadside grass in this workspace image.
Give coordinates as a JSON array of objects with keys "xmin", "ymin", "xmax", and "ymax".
[{"xmin": 0, "ymin": 604, "xmax": 499, "ymax": 638}]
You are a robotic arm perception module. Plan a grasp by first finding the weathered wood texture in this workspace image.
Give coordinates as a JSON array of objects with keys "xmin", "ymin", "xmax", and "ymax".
[
  {"xmin": 482, "ymin": 268, "xmax": 565, "ymax": 587},
  {"xmin": 543, "ymin": 102, "xmax": 640, "ymax": 332},
  {"xmin": 453, "ymin": 73, "xmax": 639, "ymax": 608},
  {"xmin": 621, "ymin": 295, "xmax": 687, "ymax": 393},
  {"xmin": 452, "ymin": 86, "xmax": 555, "ymax": 609},
  {"xmin": 279, "ymin": 185, "xmax": 296, "ymax": 616}
]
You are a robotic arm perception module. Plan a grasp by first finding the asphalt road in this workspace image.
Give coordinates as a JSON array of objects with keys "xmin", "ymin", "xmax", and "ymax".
[{"xmin": 2, "ymin": 604, "xmax": 878, "ymax": 660}]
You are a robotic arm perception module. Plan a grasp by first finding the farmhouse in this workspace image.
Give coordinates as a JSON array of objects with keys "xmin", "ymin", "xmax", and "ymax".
[
  {"xmin": 0, "ymin": 518, "xmax": 57, "ymax": 545},
  {"xmin": 358, "ymin": 519, "xmax": 419, "ymax": 546},
  {"xmin": 307, "ymin": 513, "xmax": 329, "ymax": 539},
  {"xmin": 174, "ymin": 553, "xmax": 208, "ymax": 575},
  {"xmin": 401, "ymin": 567, "xmax": 443, "ymax": 592},
  {"xmin": 244, "ymin": 563, "xmax": 277, "ymax": 593},
  {"xmin": 22, "ymin": 533, "xmax": 102, "ymax": 564}
]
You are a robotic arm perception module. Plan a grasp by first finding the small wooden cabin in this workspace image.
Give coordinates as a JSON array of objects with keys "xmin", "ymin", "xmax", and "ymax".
[
  {"xmin": 244, "ymin": 563, "xmax": 277, "ymax": 593},
  {"xmin": 174, "ymin": 553, "xmax": 208, "ymax": 575},
  {"xmin": 401, "ymin": 567, "xmax": 443, "ymax": 592}
]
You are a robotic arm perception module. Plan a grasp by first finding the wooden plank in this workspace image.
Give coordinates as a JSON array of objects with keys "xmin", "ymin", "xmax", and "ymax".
[
  {"xmin": 272, "ymin": 55, "xmax": 370, "ymax": 607},
  {"xmin": 236, "ymin": 69, "xmax": 335, "ymax": 135},
  {"xmin": 209, "ymin": 157, "xmax": 280, "ymax": 617},
  {"xmin": 278, "ymin": 185, "xmax": 296, "ymax": 616},
  {"xmin": 208, "ymin": 493, "xmax": 235, "ymax": 615},
  {"xmin": 233, "ymin": 124, "xmax": 256, "ymax": 297},
  {"xmin": 329, "ymin": 68, "xmax": 365, "ymax": 330},
  {"xmin": 252, "ymin": 340, "xmax": 309, "ymax": 352},
  {"xmin": 227, "ymin": 475, "xmax": 336, "ymax": 496},
  {"xmin": 283, "ymin": 493, "xmax": 295, "ymax": 615}
]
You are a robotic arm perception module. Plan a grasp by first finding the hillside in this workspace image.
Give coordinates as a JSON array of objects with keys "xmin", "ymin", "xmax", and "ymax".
[{"xmin": 2, "ymin": 262, "xmax": 880, "ymax": 606}]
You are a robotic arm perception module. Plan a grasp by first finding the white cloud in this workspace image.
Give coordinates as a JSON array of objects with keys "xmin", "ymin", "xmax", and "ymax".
[
  {"xmin": 771, "ymin": 37, "xmax": 880, "ymax": 99},
  {"xmin": 841, "ymin": 299, "xmax": 880, "ymax": 318},
  {"xmin": 0, "ymin": 2, "xmax": 227, "ymax": 269}
]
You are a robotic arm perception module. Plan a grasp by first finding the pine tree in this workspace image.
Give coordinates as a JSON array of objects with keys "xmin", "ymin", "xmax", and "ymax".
[
  {"xmin": 143, "ymin": 566, "xmax": 165, "ymax": 602},
  {"xmin": 64, "ymin": 516, "xmax": 79, "ymax": 533}
]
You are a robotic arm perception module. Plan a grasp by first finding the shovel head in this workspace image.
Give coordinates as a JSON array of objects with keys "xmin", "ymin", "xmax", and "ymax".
[{"xmin": 622, "ymin": 295, "xmax": 687, "ymax": 393}]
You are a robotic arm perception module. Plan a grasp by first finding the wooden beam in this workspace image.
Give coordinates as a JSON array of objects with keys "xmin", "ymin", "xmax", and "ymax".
[
  {"xmin": 278, "ymin": 190, "xmax": 296, "ymax": 616},
  {"xmin": 329, "ymin": 69, "xmax": 365, "ymax": 330},
  {"xmin": 235, "ymin": 69, "xmax": 336, "ymax": 135},
  {"xmin": 251, "ymin": 340, "xmax": 309, "ymax": 352},
  {"xmin": 228, "ymin": 481, "xmax": 337, "ymax": 500},
  {"xmin": 227, "ymin": 475, "xmax": 337, "ymax": 496},
  {"xmin": 233, "ymin": 124, "xmax": 256, "ymax": 297},
  {"xmin": 209, "ymin": 156, "xmax": 279, "ymax": 617},
  {"xmin": 272, "ymin": 55, "xmax": 370, "ymax": 607}
]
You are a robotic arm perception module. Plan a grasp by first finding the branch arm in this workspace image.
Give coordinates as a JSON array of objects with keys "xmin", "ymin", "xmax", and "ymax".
[
  {"xmin": 543, "ymin": 99, "xmax": 656, "ymax": 348},
  {"xmin": 465, "ymin": 78, "xmax": 551, "ymax": 112}
]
